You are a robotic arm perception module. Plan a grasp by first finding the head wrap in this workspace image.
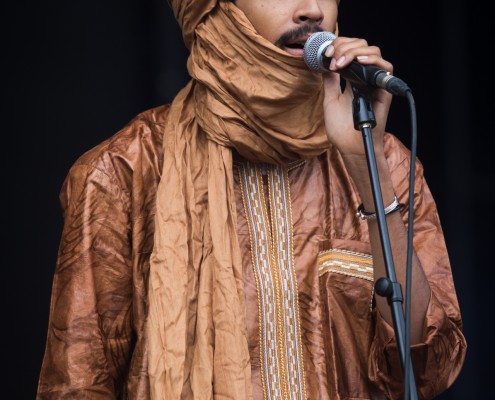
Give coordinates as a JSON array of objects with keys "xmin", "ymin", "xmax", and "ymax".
[{"xmin": 147, "ymin": 1, "xmax": 329, "ymax": 398}]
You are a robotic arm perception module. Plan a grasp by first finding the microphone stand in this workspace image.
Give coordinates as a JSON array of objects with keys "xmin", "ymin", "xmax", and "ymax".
[{"xmin": 350, "ymin": 84, "xmax": 418, "ymax": 400}]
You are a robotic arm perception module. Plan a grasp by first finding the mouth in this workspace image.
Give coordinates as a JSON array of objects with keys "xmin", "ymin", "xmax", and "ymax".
[
  {"xmin": 282, "ymin": 36, "xmax": 309, "ymax": 57},
  {"xmin": 276, "ymin": 25, "xmax": 323, "ymax": 58}
]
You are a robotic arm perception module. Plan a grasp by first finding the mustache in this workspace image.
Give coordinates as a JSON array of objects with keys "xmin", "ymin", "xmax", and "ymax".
[{"xmin": 275, "ymin": 25, "xmax": 324, "ymax": 48}]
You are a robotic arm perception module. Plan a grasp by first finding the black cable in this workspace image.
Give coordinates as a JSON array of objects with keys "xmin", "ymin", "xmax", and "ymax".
[{"xmin": 403, "ymin": 89, "xmax": 417, "ymax": 400}]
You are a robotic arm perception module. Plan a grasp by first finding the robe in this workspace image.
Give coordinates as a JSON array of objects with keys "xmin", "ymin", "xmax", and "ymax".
[{"xmin": 37, "ymin": 105, "xmax": 466, "ymax": 399}]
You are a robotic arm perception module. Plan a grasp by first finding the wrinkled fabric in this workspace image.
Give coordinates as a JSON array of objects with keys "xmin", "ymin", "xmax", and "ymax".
[
  {"xmin": 37, "ymin": 106, "xmax": 466, "ymax": 399},
  {"xmin": 148, "ymin": 1, "xmax": 329, "ymax": 398},
  {"xmin": 189, "ymin": 3, "xmax": 328, "ymax": 162}
]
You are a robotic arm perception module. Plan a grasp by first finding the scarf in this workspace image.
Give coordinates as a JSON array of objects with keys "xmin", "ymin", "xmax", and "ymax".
[{"xmin": 147, "ymin": 1, "xmax": 329, "ymax": 398}]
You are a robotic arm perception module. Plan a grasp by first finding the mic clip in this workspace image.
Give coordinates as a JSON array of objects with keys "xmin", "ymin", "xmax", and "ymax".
[{"xmin": 351, "ymin": 85, "xmax": 377, "ymax": 131}]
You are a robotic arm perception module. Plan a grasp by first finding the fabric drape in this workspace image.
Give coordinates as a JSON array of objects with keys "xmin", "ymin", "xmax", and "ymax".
[{"xmin": 147, "ymin": 1, "xmax": 329, "ymax": 398}]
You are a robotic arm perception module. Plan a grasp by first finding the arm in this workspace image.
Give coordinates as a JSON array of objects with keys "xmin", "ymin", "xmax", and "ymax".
[
  {"xmin": 37, "ymin": 163, "xmax": 133, "ymax": 399},
  {"xmin": 322, "ymin": 38, "xmax": 466, "ymax": 397},
  {"xmin": 367, "ymin": 143, "xmax": 466, "ymax": 398},
  {"xmin": 322, "ymin": 37, "xmax": 429, "ymax": 341}
]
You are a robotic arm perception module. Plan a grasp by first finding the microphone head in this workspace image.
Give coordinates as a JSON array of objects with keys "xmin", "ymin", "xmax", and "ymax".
[{"xmin": 303, "ymin": 31, "xmax": 336, "ymax": 73}]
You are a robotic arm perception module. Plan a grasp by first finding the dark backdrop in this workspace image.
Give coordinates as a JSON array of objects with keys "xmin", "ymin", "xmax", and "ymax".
[{"xmin": 3, "ymin": 0, "xmax": 489, "ymax": 398}]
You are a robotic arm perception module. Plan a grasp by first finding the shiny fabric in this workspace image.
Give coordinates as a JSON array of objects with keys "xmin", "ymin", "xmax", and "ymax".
[
  {"xmin": 148, "ymin": 1, "xmax": 329, "ymax": 398},
  {"xmin": 37, "ymin": 105, "xmax": 466, "ymax": 399}
]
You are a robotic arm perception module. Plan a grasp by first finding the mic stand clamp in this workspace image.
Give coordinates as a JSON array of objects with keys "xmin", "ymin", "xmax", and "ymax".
[{"xmin": 350, "ymin": 84, "xmax": 418, "ymax": 400}]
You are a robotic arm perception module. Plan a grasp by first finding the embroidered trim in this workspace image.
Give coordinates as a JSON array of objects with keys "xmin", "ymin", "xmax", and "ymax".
[
  {"xmin": 318, "ymin": 249, "xmax": 375, "ymax": 311},
  {"xmin": 233, "ymin": 158, "xmax": 306, "ymax": 171},
  {"xmin": 239, "ymin": 163, "xmax": 272, "ymax": 400},
  {"xmin": 318, "ymin": 249, "xmax": 374, "ymax": 282},
  {"xmin": 268, "ymin": 165, "xmax": 307, "ymax": 400},
  {"xmin": 240, "ymin": 162, "xmax": 307, "ymax": 400}
]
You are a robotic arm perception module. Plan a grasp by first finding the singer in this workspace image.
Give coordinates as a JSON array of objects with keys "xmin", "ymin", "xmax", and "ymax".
[{"xmin": 37, "ymin": 1, "xmax": 466, "ymax": 399}]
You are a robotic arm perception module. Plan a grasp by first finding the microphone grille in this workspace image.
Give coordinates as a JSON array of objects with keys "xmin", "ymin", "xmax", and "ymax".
[{"xmin": 303, "ymin": 31, "xmax": 336, "ymax": 72}]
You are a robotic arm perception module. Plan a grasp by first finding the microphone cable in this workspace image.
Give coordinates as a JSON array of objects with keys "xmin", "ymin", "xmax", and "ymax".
[{"xmin": 403, "ymin": 89, "xmax": 417, "ymax": 400}]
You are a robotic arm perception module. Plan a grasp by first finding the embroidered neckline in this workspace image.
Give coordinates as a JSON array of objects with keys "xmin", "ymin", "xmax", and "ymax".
[{"xmin": 239, "ymin": 162, "xmax": 307, "ymax": 400}]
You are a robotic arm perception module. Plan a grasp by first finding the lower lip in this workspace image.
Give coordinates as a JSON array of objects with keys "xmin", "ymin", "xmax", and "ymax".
[{"xmin": 283, "ymin": 47, "xmax": 304, "ymax": 57}]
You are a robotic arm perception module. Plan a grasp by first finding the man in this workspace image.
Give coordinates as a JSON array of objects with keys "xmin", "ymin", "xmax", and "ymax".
[{"xmin": 37, "ymin": 0, "xmax": 466, "ymax": 399}]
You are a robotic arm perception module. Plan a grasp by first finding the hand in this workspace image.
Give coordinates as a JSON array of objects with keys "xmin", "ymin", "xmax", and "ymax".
[{"xmin": 322, "ymin": 37, "xmax": 394, "ymax": 158}]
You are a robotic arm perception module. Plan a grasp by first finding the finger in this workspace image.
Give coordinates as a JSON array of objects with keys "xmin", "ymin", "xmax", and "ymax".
[
  {"xmin": 330, "ymin": 37, "xmax": 371, "ymax": 61},
  {"xmin": 330, "ymin": 41, "xmax": 393, "ymax": 73},
  {"xmin": 354, "ymin": 54, "xmax": 393, "ymax": 74}
]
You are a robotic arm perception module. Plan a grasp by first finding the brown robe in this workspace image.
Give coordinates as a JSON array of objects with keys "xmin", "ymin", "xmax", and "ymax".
[{"xmin": 37, "ymin": 105, "xmax": 466, "ymax": 399}]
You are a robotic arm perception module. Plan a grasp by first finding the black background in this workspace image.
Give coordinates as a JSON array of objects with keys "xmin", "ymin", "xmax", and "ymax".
[{"xmin": 3, "ymin": 0, "xmax": 490, "ymax": 398}]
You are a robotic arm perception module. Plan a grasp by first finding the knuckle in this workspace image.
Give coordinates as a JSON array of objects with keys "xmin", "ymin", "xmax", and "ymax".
[{"xmin": 370, "ymin": 45, "xmax": 381, "ymax": 55}]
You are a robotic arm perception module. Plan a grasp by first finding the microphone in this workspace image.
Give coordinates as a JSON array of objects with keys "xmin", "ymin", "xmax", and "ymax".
[{"xmin": 303, "ymin": 31, "xmax": 411, "ymax": 96}]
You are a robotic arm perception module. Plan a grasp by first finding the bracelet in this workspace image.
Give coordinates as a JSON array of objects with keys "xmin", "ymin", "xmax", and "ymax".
[{"xmin": 355, "ymin": 195, "xmax": 403, "ymax": 220}]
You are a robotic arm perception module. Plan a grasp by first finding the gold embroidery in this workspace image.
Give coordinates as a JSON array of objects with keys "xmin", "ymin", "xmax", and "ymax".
[
  {"xmin": 318, "ymin": 249, "xmax": 375, "ymax": 312},
  {"xmin": 240, "ymin": 162, "xmax": 306, "ymax": 400},
  {"xmin": 318, "ymin": 249, "xmax": 374, "ymax": 281},
  {"xmin": 239, "ymin": 165, "xmax": 269, "ymax": 400},
  {"xmin": 268, "ymin": 165, "xmax": 306, "ymax": 400}
]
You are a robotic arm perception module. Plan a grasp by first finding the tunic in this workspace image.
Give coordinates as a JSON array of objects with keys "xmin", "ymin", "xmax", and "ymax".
[{"xmin": 37, "ymin": 105, "xmax": 466, "ymax": 399}]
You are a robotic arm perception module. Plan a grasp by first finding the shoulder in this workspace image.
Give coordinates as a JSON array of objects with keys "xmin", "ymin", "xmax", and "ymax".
[
  {"xmin": 59, "ymin": 104, "xmax": 170, "ymax": 208},
  {"xmin": 74, "ymin": 104, "xmax": 170, "ymax": 174}
]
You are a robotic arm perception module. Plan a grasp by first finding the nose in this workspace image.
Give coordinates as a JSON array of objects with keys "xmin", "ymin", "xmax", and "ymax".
[{"xmin": 294, "ymin": 0, "xmax": 324, "ymax": 24}]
